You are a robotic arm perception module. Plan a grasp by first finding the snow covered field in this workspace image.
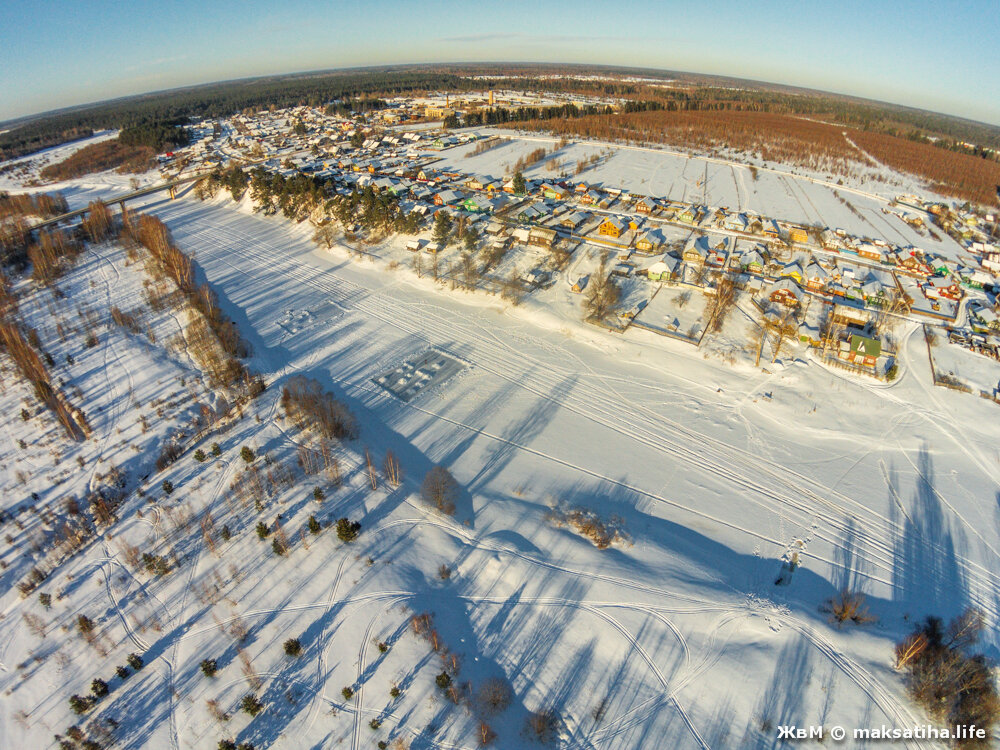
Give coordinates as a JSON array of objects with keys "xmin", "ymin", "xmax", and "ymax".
[{"xmin": 2, "ymin": 161, "xmax": 1000, "ymax": 750}]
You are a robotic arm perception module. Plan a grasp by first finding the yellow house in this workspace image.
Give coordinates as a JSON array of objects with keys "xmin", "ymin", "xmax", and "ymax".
[
  {"xmin": 788, "ymin": 227, "xmax": 808, "ymax": 244},
  {"xmin": 598, "ymin": 217, "xmax": 626, "ymax": 238}
]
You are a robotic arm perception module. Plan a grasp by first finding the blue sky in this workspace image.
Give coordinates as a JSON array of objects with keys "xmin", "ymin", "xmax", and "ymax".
[{"xmin": 2, "ymin": 0, "xmax": 999, "ymax": 126}]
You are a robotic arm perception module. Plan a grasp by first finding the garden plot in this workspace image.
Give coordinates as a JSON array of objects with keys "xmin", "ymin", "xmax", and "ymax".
[
  {"xmin": 928, "ymin": 335, "xmax": 1000, "ymax": 397},
  {"xmin": 372, "ymin": 349, "xmax": 465, "ymax": 402},
  {"xmin": 632, "ymin": 284, "xmax": 710, "ymax": 341}
]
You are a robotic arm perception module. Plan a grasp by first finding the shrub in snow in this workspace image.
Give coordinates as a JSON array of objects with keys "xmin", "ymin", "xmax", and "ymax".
[
  {"xmin": 194, "ymin": 449, "xmax": 206, "ymax": 462},
  {"xmin": 156, "ymin": 442, "xmax": 183, "ymax": 471},
  {"xmin": 255, "ymin": 522, "xmax": 270, "ymax": 540},
  {"xmin": 200, "ymin": 659, "xmax": 218, "ymax": 677},
  {"xmin": 162, "ymin": 480, "xmax": 173, "ymax": 495},
  {"xmin": 280, "ymin": 375, "xmax": 358, "ymax": 440},
  {"xmin": 283, "ymin": 638, "xmax": 302, "ymax": 657},
  {"xmin": 90, "ymin": 678, "xmax": 109, "ymax": 699},
  {"xmin": 69, "ymin": 694, "xmax": 92, "ymax": 714},
  {"xmin": 435, "ymin": 671, "xmax": 452, "ymax": 690},
  {"xmin": 240, "ymin": 446, "xmax": 255, "ymax": 463},
  {"xmin": 127, "ymin": 653, "xmax": 144, "ymax": 670},
  {"xmin": 341, "ymin": 686, "xmax": 354, "ymax": 701},
  {"xmin": 526, "ymin": 709, "xmax": 559, "ymax": 744},
  {"xmin": 116, "ymin": 665, "xmax": 130, "ymax": 680},
  {"xmin": 211, "ymin": 443, "xmax": 222, "ymax": 457},
  {"xmin": 477, "ymin": 677, "xmax": 513, "ymax": 716},
  {"xmin": 822, "ymin": 589, "xmax": 876, "ymax": 627},
  {"xmin": 336, "ymin": 518, "xmax": 360, "ymax": 543},
  {"xmin": 307, "ymin": 516, "xmax": 321, "ymax": 535},
  {"xmin": 240, "ymin": 693, "xmax": 263, "ymax": 717}
]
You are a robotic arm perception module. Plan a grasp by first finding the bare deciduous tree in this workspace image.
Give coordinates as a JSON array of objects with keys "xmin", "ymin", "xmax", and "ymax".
[{"xmin": 421, "ymin": 466, "xmax": 458, "ymax": 515}]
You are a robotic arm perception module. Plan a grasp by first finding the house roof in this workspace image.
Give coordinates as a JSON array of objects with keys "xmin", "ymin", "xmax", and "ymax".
[{"xmin": 849, "ymin": 335, "xmax": 882, "ymax": 358}]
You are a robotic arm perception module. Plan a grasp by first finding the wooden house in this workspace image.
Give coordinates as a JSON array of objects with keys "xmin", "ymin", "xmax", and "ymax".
[
  {"xmin": 762, "ymin": 219, "xmax": 781, "ymax": 239},
  {"xmin": 682, "ymin": 237, "xmax": 708, "ymax": 265},
  {"xmin": 635, "ymin": 229, "xmax": 664, "ymax": 253},
  {"xmin": 846, "ymin": 334, "xmax": 881, "ymax": 367},
  {"xmin": 645, "ymin": 256, "xmax": 678, "ymax": 281},
  {"xmin": 740, "ymin": 248, "xmax": 765, "ymax": 275},
  {"xmin": 677, "ymin": 206, "xmax": 698, "ymax": 225},
  {"xmin": 723, "ymin": 213, "xmax": 747, "ymax": 233},
  {"xmin": 559, "ymin": 212, "xmax": 588, "ymax": 231},
  {"xmin": 434, "ymin": 189, "xmax": 462, "ymax": 207},
  {"xmin": 768, "ymin": 278, "xmax": 802, "ymax": 307},
  {"xmin": 779, "ymin": 261, "xmax": 804, "ymax": 285},
  {"xmin": 857, "ymin": 244, "xmax": 884, "ymax": 262},
  {"xmin": 598, "ymin": 216, "xmax": 626, "ymax": 238},
  {"xmin": 541, "ymin": 183, "xmax": 570, "ymax": 201},
  {"xmin": 634, "ymin": 197, "xmax": 657, "ymax": 215},
  {"xmin": 804, "ymin": 262, "xmax": 828, "ymax": 291},
  {"xmin": 528, "ymin": 227, "xmax": 558, "ymax": 249}
]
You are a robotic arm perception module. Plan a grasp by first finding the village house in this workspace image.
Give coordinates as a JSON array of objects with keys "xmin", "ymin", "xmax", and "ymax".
[
  {"xmin": 787, "ymin": 226, "xmax": 809, "ymax": 244},
  {"xmin": 740, "ymin": 247, "xmax": 766, "ymax": 275},
  {"xmin": 677, "ymin": 206, "xmax": 699, "ymax": 225},
  {"xmin": 528, "ymin": 227, "xmax": 558, "ymax": 249},
  {"xmin": 768, "ymin": 278, "xmax": 802, "ymax": 307},
  {"xmin": 857, "ymin": 243, "xmax": 884, "ymax": 263},
  {"xmin": 723, "ymin": 213, "xmax": 747, "ymax": 233},
  {"xmin": 922, "ymin": 276, "xmax": 962, "ymax": 300},
  {"xmin": 804, "ymin": 261, "xmax": 828, "ymax": 291},
  {"xmin": 434, "ymin": 189, "xmax": 463, "ymax": 207},
  {"xmin": 861, "ymin": 279, "xmax": 886, "ymax": 305},
  {"xmin": 645, "ymin": 255, "xmax": 679, "ymax": 282},
  {"xmin": 598, "ymin": 216, "xmax": 627, "ymax": 238},
  {"xmin": 844, "ymin": 334, "xmax": 881, "ymax": 368},
  {"xmin": 634, "ymin": 197, "xmax": 658, "ymax": 215},
  {"xmin": 559, "ymin": 212, "xmax": 589, "ymax": 231},
  {"xmin": 635, "ymin": 229, "xmax": 665, "ymax": 254},
  {"xmin": 540, "ymin": 183, "xmax": 571, "ymax": 201},
  {"xmin": 683, "ymin": 236, "xmax": 709, "ymax": 265},
  {"xmin": 779, "ymin": 261, "xmax": 805, "ymax": 285},
  {"xmin": 831, "ymin": 303, "xmax": 870, "ymax": 329}
]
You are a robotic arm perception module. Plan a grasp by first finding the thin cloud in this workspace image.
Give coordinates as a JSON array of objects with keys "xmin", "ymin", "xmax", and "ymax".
[{"xmin": 438, "ymin": 32, "xmax": 634, "ymax": 44}]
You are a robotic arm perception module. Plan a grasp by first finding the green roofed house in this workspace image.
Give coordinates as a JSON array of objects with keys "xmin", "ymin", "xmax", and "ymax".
[{"xmin": 847, "ymin": 334, "xmax": 881, "ymax": 367}]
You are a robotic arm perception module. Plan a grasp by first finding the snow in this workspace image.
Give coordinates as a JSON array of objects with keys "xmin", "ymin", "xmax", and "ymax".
[
  {"xmin": 430, "ymin": 131, "xmax": 968, "ymax": 261},
  {"xmin": 2, "ymin": 156, "xmax": 1000, "ymax": 750}
]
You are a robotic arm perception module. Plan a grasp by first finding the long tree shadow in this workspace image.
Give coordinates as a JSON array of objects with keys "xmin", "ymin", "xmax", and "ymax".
[
  {"xmin": 741, "ymin": 633, "xmax": 813, "ymax": 750},
  {"xmin": 889, "ymin": 445, "xmax": 969, "ymax": 619}
]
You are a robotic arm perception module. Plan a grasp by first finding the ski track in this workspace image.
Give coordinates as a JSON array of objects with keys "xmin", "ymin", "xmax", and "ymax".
[
  {"xmin": 160, "ymin": 207, "xmax": 1000, "ymax": 625},
  {"xmin": 39, "ymin": 196, "xmax": 979, "ymax": 749}
]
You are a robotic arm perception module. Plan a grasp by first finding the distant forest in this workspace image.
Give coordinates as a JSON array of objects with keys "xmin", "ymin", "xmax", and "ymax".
[{"xmin": 3, "ymin": 64, "xmax": 999, "ymax": 201}]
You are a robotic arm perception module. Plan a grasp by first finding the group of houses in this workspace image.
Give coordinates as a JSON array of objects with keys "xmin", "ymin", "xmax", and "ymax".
[{"xmin": 162, "ymin": 102, "xmax": 1000, "ymax": 378}]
